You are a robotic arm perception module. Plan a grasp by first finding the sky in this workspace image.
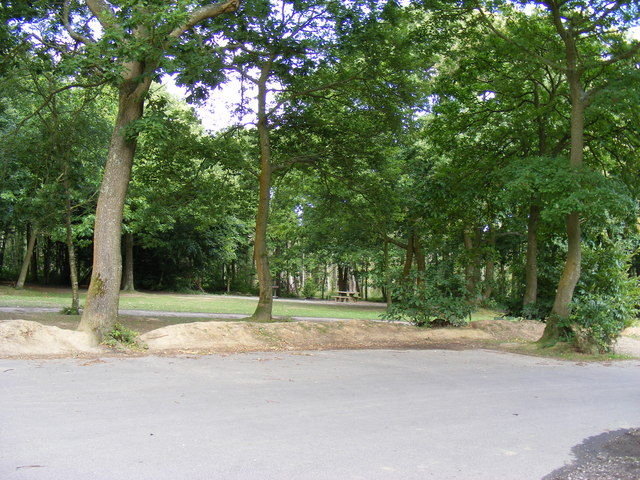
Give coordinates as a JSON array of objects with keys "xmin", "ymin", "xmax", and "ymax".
[{"xmin": 163, "ymin": 74, "xmax": 247, "ymax": 132}]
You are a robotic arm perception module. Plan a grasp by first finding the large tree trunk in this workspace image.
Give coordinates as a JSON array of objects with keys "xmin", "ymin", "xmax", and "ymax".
[
  {"xmin": 16, "ymin": 225, "xmax": 38, "ymax": 289},
  {"xmin": 542, "ymin": 55, "xmax": 586, "ymax": 341},
  {"xmin": 122, "ymin": 232, "xmax": 135, "ymax": 292},
  {"xmin": 251, "ymin": 59, "xmax": 275, "ymax": 322},
  {"xmin": 523, "ymin": 204, "xmax": 540, "ymax": 307},
  {"xmin": 78, "ymin": 80, "xmax": 147, "ymax": 341}
]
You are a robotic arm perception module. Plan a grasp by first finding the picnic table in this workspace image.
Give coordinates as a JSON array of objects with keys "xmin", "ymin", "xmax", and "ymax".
[{"xmin": 332, "ymin": 291, "xmax": 360, "ymax": 302}]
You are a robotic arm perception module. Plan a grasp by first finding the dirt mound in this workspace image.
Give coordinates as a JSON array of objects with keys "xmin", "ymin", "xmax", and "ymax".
[
  {"xmin": 470, "ymin": 319, "xmax": 545, "ymax": 342},
  {"xmin": 139, "ymin": 320, "xmax": 493, "ymax": 353},
  {"xmin": 1, "ymin": 317, "xmax": 638, "ymax": 358},
  {"xmin": 0, "ymin": 320, "xmax": 99, "ymax": 356},
  {"xmin": 614, "ymin": 336, "xmax": 640, "ymax": 357},
  {"xmin": 622, "ymin": 326, "xmax": 640, "ymax": 339}
]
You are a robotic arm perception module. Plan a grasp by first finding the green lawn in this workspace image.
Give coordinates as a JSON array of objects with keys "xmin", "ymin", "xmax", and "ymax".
[{"xmin": 0, "ymin": 286, "xmax": 388, "ymax": 320}]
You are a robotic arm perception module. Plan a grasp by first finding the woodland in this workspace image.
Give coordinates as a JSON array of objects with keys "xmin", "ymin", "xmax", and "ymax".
[{"xmin": 1, "ymin": 0, "xmax": 639, "ymax": 353}]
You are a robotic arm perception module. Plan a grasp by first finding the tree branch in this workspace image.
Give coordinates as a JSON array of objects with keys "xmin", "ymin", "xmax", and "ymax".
[
  {"xmin": 63, "ymin": 0, "xmax": 94, "ymax": 44},
  {"xmin": 272, "ymin": 155, "xmax": 319, "ymax": 173},
  {"xmin": 385, "ymin": 235, "xmax": 409, "ymax": 250},
  {"xmin": 13, "ymin": 81, "xmax": 107, "ymax": 133},
  {"xmin": 476, "ymin": 6, "xmax": 566, "ymax": 72},
  {"xmin": 169, "ymin": 0, "xmax": 240, "ymax": 39},
  {"xmin": 84, "ymin": 0, "xmax": 119, "ymax": 31},
  {"xmin": 271, "ymin": 75, "xmax": 361, "ymax": 114}
]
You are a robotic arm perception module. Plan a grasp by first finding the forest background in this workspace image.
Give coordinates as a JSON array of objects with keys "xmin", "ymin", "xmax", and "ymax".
[{"xmin": 1, "ymin": 0, "xmax": 639, "ymax": 353}]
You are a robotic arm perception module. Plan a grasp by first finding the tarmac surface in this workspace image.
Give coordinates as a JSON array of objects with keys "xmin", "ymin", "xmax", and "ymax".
[{"xmin": 1, "ymin": 349, "xmax": 639, "ymax": 479}]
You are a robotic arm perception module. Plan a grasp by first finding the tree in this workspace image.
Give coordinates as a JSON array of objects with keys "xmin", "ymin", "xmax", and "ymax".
[
  {"xmin": 215, "ymin": 0, "xmax": 402, "ymax": 320},
  {"xmin": 38, "ymin": 0, "xmax": 242, "ymax": 341},
  {"xmin": 479, "ymin": 0, "xmax": 640, "ymax": 341}
]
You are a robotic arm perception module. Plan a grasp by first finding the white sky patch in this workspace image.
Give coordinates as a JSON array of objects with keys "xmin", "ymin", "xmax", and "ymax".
[{"xmin": 162, "ymin": 73, "xmax": 252, "ymax": 132}]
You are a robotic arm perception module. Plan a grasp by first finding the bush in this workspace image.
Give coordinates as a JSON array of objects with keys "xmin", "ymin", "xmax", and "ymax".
[
  {"xmin": 521, "ymin": 300, "xmax": 552, "ymax": 320},
  {"xmin": 569, "ymin": 242, "xmax": 639, "ymax": 353},
  {"xmin": 102, "ymin": 322, "xmax": 140, "ymax": 348},
  {"xmin": 383, "ymin": 271, "xmax": 473, "ymax": 327},
  {"xmin": 570, "ymin": 294, "xmax": 636, "ymax": 353},
  {"xmin": 301, "ymin": 281, "xmax": 317, "ymax": 299}
]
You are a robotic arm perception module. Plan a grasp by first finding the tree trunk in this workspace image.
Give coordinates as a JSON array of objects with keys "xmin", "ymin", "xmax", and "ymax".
[
  {"xmin": 482, "ymin": 229, "xmax": 496, "ymax": 302},
  {"xmin": 122, "ymin": 232, "xmax": 135, "ymax": 292},
  {"xmin": 542, "ymin": 52, "xmax": 586, "ymax": 341},
  {"xmin": 383, "ymin": 239, "xmax": 392, "ymax": 306},
  {"xmin": 61, "ymin": 162, "xmax": 80, "ymax": 313},
  {"xmin": 414, "ymin": 234, "xmax": 426, "ymax": 284},
  {"xmin": 353, "ymin": 267, "xmax": 361, "ymax": 294},
  {"xmin": 65, "ymin": 203, "xmax": 80, "ymax": 313},
  {"xmin": 29, "ymin": 225, "xmax": 38, "ymax": 283},
  {"xmin": 43, "ymin": 237, "xmax": 52, "ymax": 284},
  {"xmin": 402, "ymin": 233, "xmax": 414, "ymax": 279},
  {"xmin": 463, "ymin": 229, "xmax": 482, "ymax": 304},
  {"xmin": 0, "ymin": 229, "xmax": 7, "ymax": 273},
  {"xmin": 251, "ymin": 59, "xmax": 275, "ymax": 322},
  {"xmin": 78, "ymin": 79, "xmax": 147, "ymax": 341},
  {"xmin": 523, "ymin": 204, "xmax": 540, "ymax": 307},
  {"xmin": 336, "ymin": 265, "xmax": 347, "ymax": 291},
  {"xmin": 16, "ymin": 225, "xmax": 38, "ymax": 289}
]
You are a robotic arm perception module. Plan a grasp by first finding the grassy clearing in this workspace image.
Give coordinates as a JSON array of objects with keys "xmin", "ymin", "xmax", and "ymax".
[{"xmin": 0, "ymin": 286, "xmax": 387, "ymax": 320}]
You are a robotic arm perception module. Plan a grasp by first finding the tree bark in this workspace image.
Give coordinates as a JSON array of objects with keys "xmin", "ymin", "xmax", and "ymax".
[
  {"xmin": 16, "ymin": 225, "xmax": 38, "ymax": 289},
  {"xmin": 65, "ymin": 205, "xmax": 80, "ymax": 313},
  {"xmin": 43, "ymin": 237, "xmax": 52, "ymax": 284},
  {"xmin": 543, "ymin": 26, "xmax": 586, "ymax": 341},
  {"xmin": 337, "ymin": 265, "xmax": 349, "ymax": 292},
  {"xmin": 463, "ymin": 229, "xmax": 482, "ymax": 304},
  {"xmin": 402, "ymin": 233, "xmax": 414, "ymax": 279},
  {"xmin": 78, "ymin": 81, "xmax": 146, "ymax": 341},
  {"xmin": 523, "ymin": 204, "xmax": 540, "ymax": 307},
  {"xmin": 414, "ymin": 234, "xmax": 426, "ymax": 284},
  {"xmin": 0, "ymin": 229, "xmax": 7, "ymax": 273},
  {"xmin": 29, "ymin": 225, "xmax": 38, "ymax": 283},
  {"xmin": 62, "ymin": 161, "xmax": 80, "ymax": 312},
  {"xmin": 251, "ymin": 57, "xmax": 276, "ymax": 322},
  {"xmin": 121, "ymin": 232, "xmax": 135, "ymax": 292},
  {"xmin": 383, "ymin": 239, "xmax": 392, "ymax": 306},
  {"xmin": 482, "ymin": 229, "xmax": 496, "ymax": 302}
]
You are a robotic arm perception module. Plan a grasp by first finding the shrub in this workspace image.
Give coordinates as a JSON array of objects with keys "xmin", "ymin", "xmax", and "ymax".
[
  {"xmin": 570, "ymin": 294, "xmax": 636, "ymax": 353},
  {"xmin": 569, "ymin": 242, "xmax": 639, "ymax": 353},
  {"xmin": 383, "ymin": 271, "xmax": 473, "ymax": 327},
  {"xmin": 102, "ymin": 322, "xmax": 141, "ymax": 348},
  {"xmin": 301, "ymin": 281, "xmax": 317, "ymax": 299}
]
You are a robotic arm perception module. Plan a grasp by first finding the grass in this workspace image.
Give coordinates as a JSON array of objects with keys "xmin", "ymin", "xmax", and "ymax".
[{"xmin": 0, "ymin": 286, "xmax": 387, "ymax": 320}]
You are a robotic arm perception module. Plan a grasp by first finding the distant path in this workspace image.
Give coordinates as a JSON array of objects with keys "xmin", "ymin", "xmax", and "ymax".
[{"xmin": 0, "ymin": 306, "xmax": 385, "ymax": 323}]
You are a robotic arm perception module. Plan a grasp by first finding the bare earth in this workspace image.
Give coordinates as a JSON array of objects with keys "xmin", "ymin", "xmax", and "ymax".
[{"xmin": 1, "ymin": 317, "xmax": 639, "ymax": 359}]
